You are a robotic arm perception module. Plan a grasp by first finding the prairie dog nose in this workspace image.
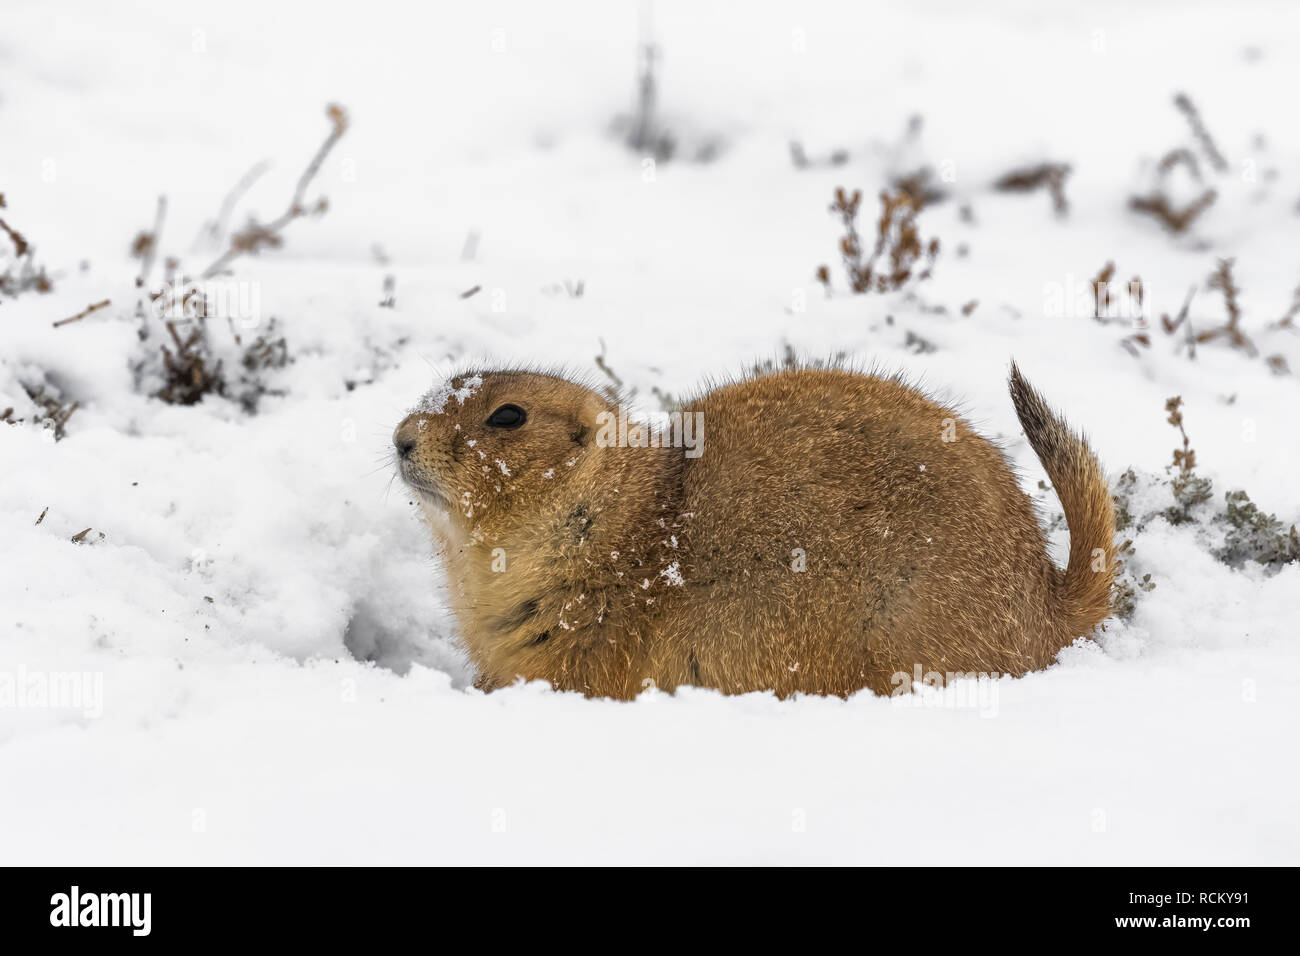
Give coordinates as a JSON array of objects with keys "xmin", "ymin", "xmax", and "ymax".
[{"xmin": 393, "ymin": 416, "xmax": 421, "ymax": 459}]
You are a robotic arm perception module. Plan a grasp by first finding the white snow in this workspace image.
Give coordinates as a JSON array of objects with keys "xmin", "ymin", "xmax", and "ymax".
[
  {"xmin": 414, "ymin": 374, "xmax": 483, "ymax": 416},
  {"xmin": 660, "ymin": 561, "xmax": 684, "ymax": 586},
  {"xmin": 1, "ymin": 0, "xmax": 1298, "ymax": 864}
]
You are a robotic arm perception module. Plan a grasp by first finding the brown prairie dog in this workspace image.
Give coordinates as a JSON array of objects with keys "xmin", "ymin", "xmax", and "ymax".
[{"xmin": 393, "ymin": 363, "xmax": 1115, "ymax": 698}]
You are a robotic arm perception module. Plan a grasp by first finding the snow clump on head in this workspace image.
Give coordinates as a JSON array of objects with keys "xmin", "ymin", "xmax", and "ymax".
[{"xmin": 413, "ymin": 374, "xmax": 484, "ymax": 415}]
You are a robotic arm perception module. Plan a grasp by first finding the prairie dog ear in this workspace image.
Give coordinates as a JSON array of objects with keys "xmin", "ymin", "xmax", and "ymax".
[{"xmin": 570, "ymin": 390, "xmax": 612, "ymax": 446}]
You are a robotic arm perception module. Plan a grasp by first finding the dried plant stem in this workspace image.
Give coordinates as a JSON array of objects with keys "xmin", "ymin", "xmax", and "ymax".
[
  {"xmin": 0, "ymin": 217, "xmax": 29, "ymax": 257},
  {"xmin": 1272, "ymin": 284, "xmax": 1300, "ymax": 331},
  {"xmin": 1174, "ymin": 93, "xmax": 1228, "ymax": 173},
  {"xmin": 202, "ymin": 160, "xmax": 271, "ymax": 245},
  {"xmin": 1129, "ymin": 190, "xmax": 1217, "ymax": 233},
  {"xmin": 53, "ymin": 298, "xmax": 110, "ymax": 328},
  {"xmin": 993, "ymin": 163, "xmax": 1071, "ymax": 215},
  {"xmin": 594, "ymin": 338, "xmax": 624, "ymax": 402},
  {"xmin": 200, "ymin": 104, "xmax": 348, "ymax": 279},
  {"xmin": 1160, "ymin": 286, "xmax": 1198, "ymax": 358},
  {"xmin": 1200, "ymin": 258, "xmax": 1256, "ymax": 356},
  {"xmin": 136, "ymin": 195, "xmax": 167, "ymax": 286}
]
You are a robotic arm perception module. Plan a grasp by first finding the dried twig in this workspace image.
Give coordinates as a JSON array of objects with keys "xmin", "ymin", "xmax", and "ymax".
[
  {"xmin": 198, "ymin": 160, "xmax": 271, "ymax": 246},
  {"xmin": 1129, "ymin": 190, "xmax": 1217, "ymax": 233},
  {"xmin": 1157, "ymin": 147, "xmax": 1202, "ymax": 181},
  {"xmin": 1272, "ymin": 284, "xmax": 1300, "ymax": 331},
  {"xmin": 131, "ymin": 195, "xmax": 167, "ymax": 286},
  {"xmin": 0, "ymin": 217, "xmax": 29, "ymax": 257},
  {"xmin": 1160, "ymin": 286, "xmax": 1199, "ymax": 358},
  {"xmin": 594, "ymin": 339, "xmax": 623, "ymax": 402},
  {"xmin": 53, "ymin": 298, "xmax": 111, "ymax": 328},
  {"xmin": 994, "ymin": 163, "xmax": 1071, "ymax": 215},
  {"xmin": 1174, "ymin": 93, "xmax": 1228, "ymax": 173},
  {"xmin": 789, "ymin": 141, "xmax": 849, "ymax": 170},
  {"xmin": 624, "ymin": 8, "xmax": 674, "ymax": 162},
  {"xmin": 201, "ymin": 104, "xmax": 349, "ymax": 279}
]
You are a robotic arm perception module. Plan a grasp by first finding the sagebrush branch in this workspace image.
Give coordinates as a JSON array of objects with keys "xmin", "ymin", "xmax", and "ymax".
[{"xmin": 201, "ymin": 104, "xmax": 349, "ymax": 279}]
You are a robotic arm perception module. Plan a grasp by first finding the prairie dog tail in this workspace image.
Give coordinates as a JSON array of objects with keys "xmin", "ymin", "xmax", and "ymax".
[{"xmin": 1008, "ymin": 362, "xmax": 1116, "ymax": 637}]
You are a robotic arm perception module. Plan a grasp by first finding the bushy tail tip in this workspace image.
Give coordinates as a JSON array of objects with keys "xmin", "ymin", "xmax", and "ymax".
[{"xmin": 1009, "ymin": 362, "xmax": 1116, "ymax": 637}]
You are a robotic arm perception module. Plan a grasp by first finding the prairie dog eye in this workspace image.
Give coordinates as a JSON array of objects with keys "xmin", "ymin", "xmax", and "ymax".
[{"xmin": 486, "ymin": 404, "xmax": 527, "ymax": 429}]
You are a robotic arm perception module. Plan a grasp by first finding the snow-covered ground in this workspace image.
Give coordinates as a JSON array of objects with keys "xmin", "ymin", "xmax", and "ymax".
[{"xmin": 1, "ymin": 0, "xmax": 1297, "ymax": 864}]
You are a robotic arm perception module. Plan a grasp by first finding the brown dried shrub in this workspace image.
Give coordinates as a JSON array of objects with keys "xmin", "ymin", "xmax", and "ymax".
[
  {"xmin": 0, "ymin": 195, "xmax": 53, "ymax": 297},
  {"xmin": 819, "ymin": 187, "xmax": 938, "ymax": 294},
  {"xmin": 1129, "ymin": 94, "xmax": 1227, "ymax": 234},
  {"xmin": 1198, "ymin": 258, "xmax": 1256, "ymax": 356},
  {"xmin": 22, "ymin": 383, "xmax": 78, "ymax": 441},
  {"xmin": 1129, "ymin": 189, "xmax": 1217, "ymax": 234},
  {"xmin": 993, "ymin": 162, "xmax": 1071, "ymax": 216}
]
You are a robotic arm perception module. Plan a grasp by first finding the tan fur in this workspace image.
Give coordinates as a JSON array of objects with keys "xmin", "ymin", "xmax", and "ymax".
[{"xmin": 393, "ymin": 363, "xmax": 1116, "ymax": 698}]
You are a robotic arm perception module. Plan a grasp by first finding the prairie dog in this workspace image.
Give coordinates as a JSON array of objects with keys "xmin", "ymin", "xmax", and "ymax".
[{"xmin": 393, "ymin": 364, "xmax": 1115, "ymax": 698}]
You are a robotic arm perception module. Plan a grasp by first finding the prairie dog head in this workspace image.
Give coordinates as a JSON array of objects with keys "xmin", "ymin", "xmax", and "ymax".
[{"xmin": 393, "ymin": 370, "xmax": 609, "ymax": 531}]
